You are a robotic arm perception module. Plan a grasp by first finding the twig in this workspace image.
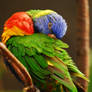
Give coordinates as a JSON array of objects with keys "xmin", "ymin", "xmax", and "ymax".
[{"xmin": 0, "ymin": 42, "xmax": 39, "ymax": 92}]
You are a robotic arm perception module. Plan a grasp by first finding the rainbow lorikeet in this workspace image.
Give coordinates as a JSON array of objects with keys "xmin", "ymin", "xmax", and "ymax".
[{"xmin": 1, "ymin": 10, "xmax": 87, "ymax": 92}]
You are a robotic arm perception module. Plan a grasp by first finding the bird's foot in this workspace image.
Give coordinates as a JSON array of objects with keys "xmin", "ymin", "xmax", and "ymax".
[{"xmin": 23, "ymin": 86, "xmax": 40, "ymax": 92}]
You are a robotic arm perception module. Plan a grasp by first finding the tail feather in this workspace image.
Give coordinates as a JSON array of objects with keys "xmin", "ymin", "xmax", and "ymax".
[
  {"xmin": 71, "ymin": 72, "xmax": 89, "ymax": 82},
  {"xmin": 51, "ymin": 74, "xmax": 77, "ymax": 92},
  {"xmin": 47, "ymin": 57, "xmax": 78, "ymax": 92}
]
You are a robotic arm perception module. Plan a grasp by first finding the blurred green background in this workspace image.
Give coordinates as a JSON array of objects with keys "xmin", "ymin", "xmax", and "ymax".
[{"xmin": 0, "ymin": 0, "xmax": 92, "ymax": 92}]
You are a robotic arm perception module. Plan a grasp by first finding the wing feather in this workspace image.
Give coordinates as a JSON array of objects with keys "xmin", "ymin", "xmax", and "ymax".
[{"xmin": 6, "ymin": 33, "xmax": 87, "ymax": 92}]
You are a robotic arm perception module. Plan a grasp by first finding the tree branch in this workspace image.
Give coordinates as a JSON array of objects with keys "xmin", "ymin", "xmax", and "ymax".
[{"xmin": 0, "ymin": 42, "xmax": 39, "ymax": 92}]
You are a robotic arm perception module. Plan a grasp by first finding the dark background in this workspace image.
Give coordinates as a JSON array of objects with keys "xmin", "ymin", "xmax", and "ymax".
[{"xmin": 0, "ymin": 0, "xmax": 92, "ymax": 91}]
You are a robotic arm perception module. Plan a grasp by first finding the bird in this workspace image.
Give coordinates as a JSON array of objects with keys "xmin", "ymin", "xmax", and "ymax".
[
  {"xmin": 1, "ymin": 9, "xmax": 88, "ymax": 92},
  {"xmin": 26, "ymin": 10, "xmax": 67, "ymax": 39}
]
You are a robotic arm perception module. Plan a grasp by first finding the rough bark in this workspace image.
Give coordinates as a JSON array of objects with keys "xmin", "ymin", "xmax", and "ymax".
[{"xmin": 76, "ymin": 0, "xmax": 90, "ymax": 92}]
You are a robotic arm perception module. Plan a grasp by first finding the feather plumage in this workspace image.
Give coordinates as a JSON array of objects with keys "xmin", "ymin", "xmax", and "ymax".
[
  {"xmin": 6, "ymin": 33, "xmax": 87, "ymax": 92},
  {"xmin": 1, "ymin": 9, "xmax": 88, "ymax": 92},
  {"xmin": 27, "ymin": 9, "xmax": 67, "ymax": 39}
]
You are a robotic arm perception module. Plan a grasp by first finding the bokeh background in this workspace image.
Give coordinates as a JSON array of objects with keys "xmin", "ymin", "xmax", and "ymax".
[{"xmin": 0, "ymin": 0, "xmax": 92, "ymax": 92}]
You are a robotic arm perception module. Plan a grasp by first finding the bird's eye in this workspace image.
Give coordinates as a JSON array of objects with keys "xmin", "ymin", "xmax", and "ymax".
[{"xmin": 48, "ymin": 22, "xmax": 52, "ymax": 30}]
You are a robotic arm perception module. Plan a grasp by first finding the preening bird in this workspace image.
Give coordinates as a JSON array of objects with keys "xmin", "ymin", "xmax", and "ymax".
[
  {"xmin": 27, "ymin": 10, "xmax": 67, "ymax": 39},
  {"xmin": 1, "ymin": 9, "xmax": 88, "ymax": 92}
]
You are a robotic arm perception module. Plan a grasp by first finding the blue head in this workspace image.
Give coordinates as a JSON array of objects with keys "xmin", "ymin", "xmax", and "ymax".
[{"xmin": 33, "ymin": 12, "xmax": 67, "ymax": 39}]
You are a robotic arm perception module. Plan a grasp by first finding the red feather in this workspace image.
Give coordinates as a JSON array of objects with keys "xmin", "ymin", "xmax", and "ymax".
[{"xmin": 4, "ymin": 12, "xmax": 34, "ymax": 34}]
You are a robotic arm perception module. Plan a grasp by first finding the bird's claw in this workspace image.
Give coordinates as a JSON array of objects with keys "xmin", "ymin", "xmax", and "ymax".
[{"xmin": 23, "ymin": 86, "xmax": 40, "ymax": 92}]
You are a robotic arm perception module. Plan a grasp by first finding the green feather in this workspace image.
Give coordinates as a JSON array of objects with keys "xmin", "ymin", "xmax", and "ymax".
[
  {"xmin": 26, "ymin": 9, "xmax": 56, "ymax": 19},
  {"xmin": 6, "ymin": 33, "xmax": 87, "ymax": 92},
  {"xmin": 33, "ymin": 54, "xmax": 48, "ymax": 68},
  {"xmin": 47, "ymin": 57, "xmax": 77, "ymax": 92}
]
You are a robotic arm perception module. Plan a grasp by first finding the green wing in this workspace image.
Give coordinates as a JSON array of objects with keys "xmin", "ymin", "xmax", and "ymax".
[
  {"xmin": 6, "ymin": 33, "xmax": 84, "ymax": 92},
  {"xmin": 56, "ymin": 47, "xmax": 88, "ymax": 81}
]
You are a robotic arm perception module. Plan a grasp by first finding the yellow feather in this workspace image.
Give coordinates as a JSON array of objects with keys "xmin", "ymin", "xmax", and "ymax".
[
  {"xmin": 72, "ymin": 73, "xmax": 89, "ymax": 82},
  {"xmin": 2, "ymin": 26, "xmax": 25, "ymax": 44},
  {"xmin": 47, "ymin": 61, "xmax": 54, "ymax": 66},
  {"xmin": 34, "ymin": 10, "xmax": 56, "ymax": 18}
]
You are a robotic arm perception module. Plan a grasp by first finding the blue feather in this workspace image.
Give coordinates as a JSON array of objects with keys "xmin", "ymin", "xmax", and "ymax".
[{"xmin": 33, "ymin": 13, "xmax": 67, "ymax": 39}]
